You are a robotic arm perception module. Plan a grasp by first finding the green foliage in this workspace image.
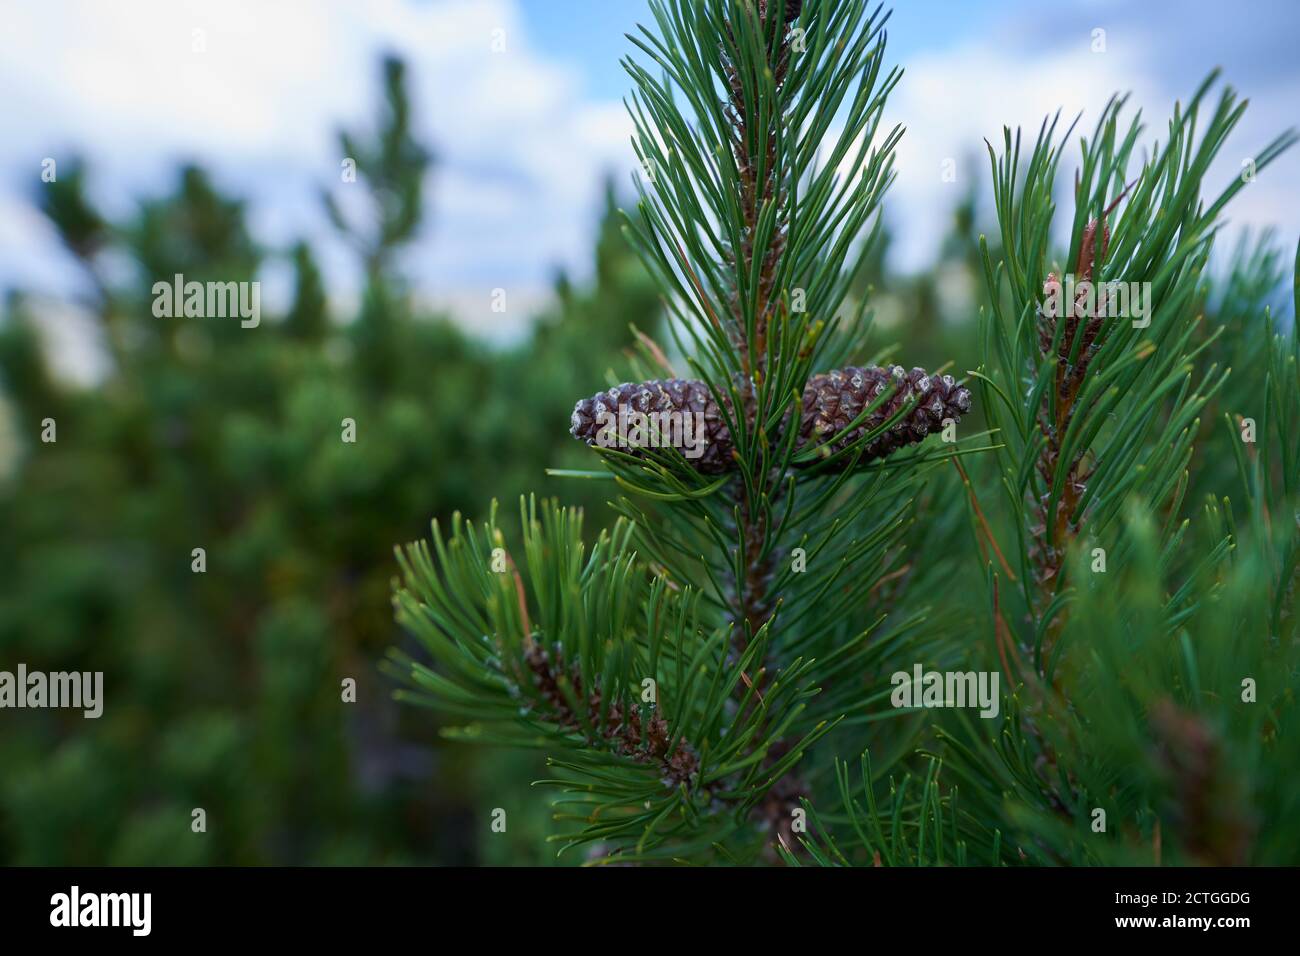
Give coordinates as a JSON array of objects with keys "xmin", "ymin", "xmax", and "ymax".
[
  {"xmin": 3, "ymin": 0, "xmax": 1295, "ymax": 869},
  {"xmin": 391, "ymin": 1, "xmax": 1300, "ymax": 867},
  {"xmin": 0, "ymin": 56, "xmax": 657, "ymax": 864},
  {"xmin": 975, "ymin": 78, "xmax": 1294, "ymax": 676},
  {"xmin": 390, "ymin": 0, "xmax": 987, "ymax": 862},
  {"xmin": 932, "ymin": 75, "xmax": 1300, "ymax": 866},
  {"xmin": 391, "ymin": 497, "xmax": 841, "ymax": 860},
  {"xmin": 780, "ymin": 752, "xmax": 984, "ymax": 866}
]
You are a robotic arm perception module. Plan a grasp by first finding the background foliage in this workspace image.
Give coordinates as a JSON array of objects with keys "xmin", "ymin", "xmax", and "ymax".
[
  {"xmin": 2, "ymin": 1, "xmax": 1296, "ymax": 865},
  {"xmin": 0, "ymin": 55, "xmax": 660, "ymax": 864}
]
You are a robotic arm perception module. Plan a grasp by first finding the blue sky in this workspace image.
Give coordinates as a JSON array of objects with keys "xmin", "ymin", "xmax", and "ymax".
[
  {"xmin": 522, "ymin": 0, "xmax": 1025, "ymax": 99},
  {"xmin": 1, "ymin": 0, "xmax": 1297, "ymax": 361}
]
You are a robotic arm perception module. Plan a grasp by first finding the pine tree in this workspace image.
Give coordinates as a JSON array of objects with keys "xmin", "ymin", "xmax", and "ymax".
[
  {"xmin": 390, "ymin": 0, "xmax": 1300, "ymax": 866},
  {"xmin": 0, "ymin": 53, "xmax": 655, "ymax": 866},
  {"xmin": 389, "ymin": 0, "xmax": 979, "ymax": 862}
]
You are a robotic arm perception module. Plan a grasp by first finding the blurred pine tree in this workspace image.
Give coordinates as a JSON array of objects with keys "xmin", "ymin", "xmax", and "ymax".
[{"xmin": 0, "ymin": 53, "xmax": 658, "ymax": 865}]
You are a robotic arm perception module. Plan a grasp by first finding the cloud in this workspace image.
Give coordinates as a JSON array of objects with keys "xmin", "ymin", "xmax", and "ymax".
[
  {"xmin": 0, "ymin": 0, "xmax": 634, "ymax": 336},
  {"xmin": 877, "ymin": 5, "xmax": 1299, "ymax": 272},
  {"xmin": 1, "ymin": 0, "xmax": 1293, "ymax": 335}
]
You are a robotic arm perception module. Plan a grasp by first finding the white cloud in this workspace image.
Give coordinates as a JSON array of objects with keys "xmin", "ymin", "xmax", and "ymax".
[
  {"xmin": 0, "ymin": 0, "xmax": 634, "ymax": 338},
  {"xmin": 1, "ymin": 0, "xmax": 1292, "ymax": 337},
  {"xmin": 881, "ymin": 34, "xmax": 1158, "ymax": 270},
  {"xmin": 877, "ymin": 25, "xmax": 1298, "ymax": 274}
]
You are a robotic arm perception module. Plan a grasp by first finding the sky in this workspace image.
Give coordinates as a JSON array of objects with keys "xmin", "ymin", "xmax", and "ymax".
[{"xmin": 1, "ymin": 0, "xmax": 1297, "ymax": 352}]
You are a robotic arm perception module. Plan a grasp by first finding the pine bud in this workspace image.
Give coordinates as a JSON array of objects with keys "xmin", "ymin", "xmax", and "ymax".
[
  {"xmin": 570, "ymin": 365, "xmax": 971, "ymax": 474},
  {"xmin": 758, "ymin": 0, "xmax": 803, "ymax": 23}
]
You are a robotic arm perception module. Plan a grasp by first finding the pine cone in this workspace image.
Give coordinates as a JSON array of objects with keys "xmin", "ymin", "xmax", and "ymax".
[
  {"xmin": 569, "ymin": 379, "xmax": 738, "ymax": 475},
  {"xmin": 569, "ymin": 365, "xmax": 971, "ymax": 474},
  {"xmin": 800, "ymin": 365, "xmax": 972, "ymax": 463}
]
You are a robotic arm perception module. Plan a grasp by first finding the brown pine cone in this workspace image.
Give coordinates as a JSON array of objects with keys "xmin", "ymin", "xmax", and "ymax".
[
  {"xmin": 569, "ymin": 365, "xmax": 971, "ymax": 474},
  {"xmin": 800, "ymin": 365, "xmax": 972, "ymax": 464},
  {"xmin": 569, "ymin": 379, "xmax": 738, "ymax": 475}
]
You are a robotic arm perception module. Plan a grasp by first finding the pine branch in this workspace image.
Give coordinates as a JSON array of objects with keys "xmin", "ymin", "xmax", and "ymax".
[
  {"xmin": 978, "ymin": 76, "xmax": 1296, "ymax": 677},
  {"xmin": 779, "ymin": 751, "xmax": 993, "ymax": 866},
  {"xmin": 521, "ymin": 639, "xmax": 701, "ymax": 790},
  {"xmin": 387, "ymin": 497, "xmax": 843, "ymax": 858},
  {"xmin": 948, "ymin": 74, "xmax": 1300, "ymax": 860}
]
